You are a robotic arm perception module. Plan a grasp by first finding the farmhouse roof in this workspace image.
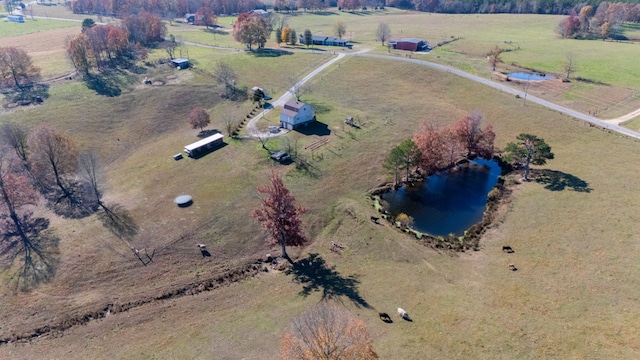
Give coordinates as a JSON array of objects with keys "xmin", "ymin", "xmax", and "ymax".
[
  {"xmin": 281, "ymin": 108, "xmax": 298, "ymax": 118},
  {"xmin": 397, "ymin": 38, "xmax": 425, "ymax": 44},
  {"xmin": 283, "ymin": 100, "xmax": 306, "ymax": 112}
]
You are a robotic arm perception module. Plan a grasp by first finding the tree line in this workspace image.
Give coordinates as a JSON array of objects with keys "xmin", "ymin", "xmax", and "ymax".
[
  {"xmin": 66, "ymin": 13, "xmax": 165, "ymax": 77},
  {"xmin": 386, "ymin": 0, "xmax": 640, "ymax": 15},
  {"xmin": 384, "ymin": 112, "xmax": 496, "ymax": 186},
  {"xmin": 558, "ymin": 2, "xmax": 640, "ymax": 40},
  {"xmin": 68, "ymin": 0, "xmax": 265, "ymax": 18},
  {"xmin": 384, "ymin": 111, "xmax": 554, "ymax": 186}
]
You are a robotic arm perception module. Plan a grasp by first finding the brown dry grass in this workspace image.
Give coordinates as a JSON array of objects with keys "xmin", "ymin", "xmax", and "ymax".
[
  {"xmin": 2, "ymin": 27, "xmax": 79, "ymax": 77},
  {"xmin": 1, "ymin": 13, "xmax": 640, "ymax": 360}
]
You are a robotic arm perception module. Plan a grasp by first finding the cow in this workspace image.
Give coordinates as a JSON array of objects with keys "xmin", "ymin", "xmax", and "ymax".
[
  {"xmin": 502, "ymin": 246, "xmax": 514, "ymax": 253},
  {"xmin": 509, "ymin": 264, "xmax": 518, "ymax": 271},
  {"xmin": 398, "ymin": 308, "xmax": 412, "ymax": 322},
  {"xmin": 370, "ymin": 216, "xmax": 380, "ymax": 224},
  {"xmin": 379, "ymin": 312, "xmax": 393, "ymax": 323}
]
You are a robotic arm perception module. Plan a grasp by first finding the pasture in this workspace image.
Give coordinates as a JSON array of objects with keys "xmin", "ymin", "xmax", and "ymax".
[{"xmin": 1, "ymin": 9, "xmax": 640, "ymax": 359}]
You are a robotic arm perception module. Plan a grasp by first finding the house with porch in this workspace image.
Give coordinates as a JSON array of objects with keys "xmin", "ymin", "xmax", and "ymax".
[{"xmin": 280, "ymin": 100, "xmax": 315, "ymax": 130}]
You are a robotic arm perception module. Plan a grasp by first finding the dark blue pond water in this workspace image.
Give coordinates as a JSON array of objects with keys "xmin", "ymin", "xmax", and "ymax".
[
  {"xmin": 381, "ymin": 159, "xmax": 501, "ymax": 236},
  {"xmin": 508, "ymin": 72, "xmax": 555, "ymax": 80}
]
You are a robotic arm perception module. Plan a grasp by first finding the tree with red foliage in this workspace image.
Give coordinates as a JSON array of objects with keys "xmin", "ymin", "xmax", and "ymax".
[
  {"xmin": 188, "ymin": 107, "xmax": 211, "ymax": 132},
  {"xmin": 440, "ymin": 126, "xmax": 464, "ymax": 168},
  {"xmin": 66, "ymin": 33, "xmax": 93, "ymax": 76},
  {"xmin": 453, "ymin": 111, "xmax": 495, "ymax": 159},
  {"xmin": 253, "ymin": 171, "xmax": 307, "ymax": 264},
  {"xmin": 413, "ymin": 122, "xmax": 445, "ymax": 176},
  {"xmin": 558, "ymin": 12, "xmax": 581, "ymax": 38},
  {"xmin": 122, "ymin": 11, "xmax": 167, "ymax": 46},
  {"xmin": 195, "ymin": 6, "xmax": 217, "ymax": 29}
]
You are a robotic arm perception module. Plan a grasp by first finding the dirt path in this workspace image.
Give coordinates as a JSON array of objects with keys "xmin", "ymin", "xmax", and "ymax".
[{"xmin": 603, "ymin": 107, "xmax": 640, "ymax": 125}]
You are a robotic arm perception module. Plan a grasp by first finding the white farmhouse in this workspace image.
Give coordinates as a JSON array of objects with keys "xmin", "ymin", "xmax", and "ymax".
[{"xmin": 279, "ymin": 100, "xmax": 315, "ymax": 130}]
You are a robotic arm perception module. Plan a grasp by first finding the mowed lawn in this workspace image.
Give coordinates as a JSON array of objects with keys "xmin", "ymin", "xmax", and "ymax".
[{"xmin": 1, "ymin": 45, "xmax": 640, "ymax": 360}]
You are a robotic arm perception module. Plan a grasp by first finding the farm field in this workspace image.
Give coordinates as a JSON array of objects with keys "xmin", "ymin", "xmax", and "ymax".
[{"xmin": 1, "ymin": 8, "xmax": 640, "ymax": 360}]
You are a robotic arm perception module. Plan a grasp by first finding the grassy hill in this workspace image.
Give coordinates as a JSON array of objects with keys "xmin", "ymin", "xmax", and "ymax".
[{"xmin": 1, "ymin": 9, "xmax": 640, "ymax": 359}]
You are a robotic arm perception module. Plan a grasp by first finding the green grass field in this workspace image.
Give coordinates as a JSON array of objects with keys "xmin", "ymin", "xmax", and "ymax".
[
  {"xmin": 1, "ymin": 9, "xmax": 640, "ymax": 360},
  {"xmin": 0, "ymin": 17, "xmax": 77, "ymax": 37}
]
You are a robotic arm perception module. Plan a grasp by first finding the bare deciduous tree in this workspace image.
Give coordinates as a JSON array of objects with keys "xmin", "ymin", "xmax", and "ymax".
[
  {"xmin": 487, "ymin": 45, "xmax": 505, "ymax": 71},
  {"xmin": 375, "ymin": 22, "xmax": 391, "ymax": 46},
  {"xmin": 281, "ymin": 302, "xmax": 378, "ymax": 360},
  {"xmin": 564, "ymin": 52, "xmax": 576, "ymax": 80},
  {"xmin": 27, "ymin": 126, "xmax": 79, "ymax": 204},
  {"xmin": 1, "ymin": 123, "xmax": 29, "ymax": 163},
  {"xmin": 214, "ymin": 62, "xmax": 238, "ymax": 98}
]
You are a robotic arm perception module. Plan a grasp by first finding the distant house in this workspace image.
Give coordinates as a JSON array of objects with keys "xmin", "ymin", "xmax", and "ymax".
[
  {"xmin": 299, "ymin": 35, "xmax": 351, "ymax": 48},
  {"xmin": 171, "ymin": 58, "xmax": 190, "ymax": 69},
  {"xmin": 249, "ymin": 9, "xmax": 268, "ymax": 16},
  {"xmin": 5, "ymin": 15, "xmax": 25, "ymax": 23},
  {"xmin": 280, "ymin": 100, "xmax": 315, "ymax": 130},
  {"xmin": 389, "ymin": 38, "xmax": 429, "ymax": 51}
]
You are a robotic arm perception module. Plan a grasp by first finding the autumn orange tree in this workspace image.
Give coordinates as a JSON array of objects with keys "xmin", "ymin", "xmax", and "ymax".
[
  {"xmin": 412, "ymin": 122, "xmax": 446, "ymax": 175},
  {"xmin": 281, "ymin": 302, "xmax": 378, "ymax": 360},
  {"xmin": 0, "ymin": 47, "xmax": 41, "ymax": 91},
  {"xmin": 253, "ymin": 171, "xmax": 307, "ymax": 264},
  {"xmin": 188, "ymin": 107, "xmax": 211, "ymax": 133},
  {"xmin": 233, "ymin": 13, "xmax": 271, "ymax": 50},
  {"xmin": 195, "ymin": 6, "xmax": 217, "ymax": 29}
]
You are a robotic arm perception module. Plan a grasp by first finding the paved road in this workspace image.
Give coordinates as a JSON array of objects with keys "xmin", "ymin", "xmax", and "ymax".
[
  {"xmin": 361, "ymin": 53, "xmax": 640, "ymax": 140},
  {"xmin": 244, "ymin": 49, "xmax": 640, "ymax": 140},
  {"xmin": 20, "ymin": 16, "xmax": 640, "ymax": 139}
]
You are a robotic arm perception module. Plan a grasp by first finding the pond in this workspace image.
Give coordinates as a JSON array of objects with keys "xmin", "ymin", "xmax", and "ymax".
[
  {"xmin": 508, "ymin": 72, "xmax": 555, "ymax": 81},
  {"xmin": 380, "ymin": 159, "xmax": 502, "ymax": 236}
]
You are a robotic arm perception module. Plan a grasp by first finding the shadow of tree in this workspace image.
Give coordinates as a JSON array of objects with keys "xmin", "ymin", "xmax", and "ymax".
[
  {"xmin": 97, "ymin": 203, "xmax": 139, "ymax": 240},
  {"xmin": 285, "ymin": 253, "xmax": 370, "ymax": 308},
  {"xmin": 534, "ymin": 169, "xmax": 592, "ymax": 192},
  {"xmin": 85, "ymin": 73, "xmax": 122, "ymax": 97},
  {"xmin": 0, "ymin": 215, "xmax": 59, "ymax": 292},
  {"xmin": 197, "ymin": 129, "xmax": 221, "ymax": 138},
  {"xmin": 250, "ymin": 48, "xmax": 294, "ymax": 57}
]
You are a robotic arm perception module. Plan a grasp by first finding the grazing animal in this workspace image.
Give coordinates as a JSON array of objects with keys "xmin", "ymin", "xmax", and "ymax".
[
  {"xmin": 370, "ymin": 216, "xmax": 380, "ymax": 224},
  {"xmin": 197, "ymin": 244, "xmax": 211, "ymax": 257},
  {"xmin": 502, "ymin": 246, "xmax": 514, "ymax": 253},
  {"xmin": 397, "ymin": 308, "xmax": 412, "ymax": 321},
  {"xmin": 331, "ymin": 241, "xmax": 344, "ymax": 249},
  {"xmin": 379, "ymin": 312, "xmax": 393, "ymax": 323},
  {"xmin": 509, "ymin": 264, "xmax": 518, "ymax": 271}
]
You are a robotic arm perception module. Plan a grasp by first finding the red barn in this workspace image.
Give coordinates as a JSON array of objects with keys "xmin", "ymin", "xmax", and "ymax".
[{"xmin": 389, "ymin": 38, "xmax": 429, "ymax": 51}]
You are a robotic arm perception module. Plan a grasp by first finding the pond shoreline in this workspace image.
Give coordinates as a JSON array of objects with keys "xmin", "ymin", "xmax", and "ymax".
[{"xmin": 369, "ymin": 156, "xmax": 512, "ymax": 252}]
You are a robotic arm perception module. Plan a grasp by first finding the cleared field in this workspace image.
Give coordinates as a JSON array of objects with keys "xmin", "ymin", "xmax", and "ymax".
[
  {"xmin": 1, "ymin": 10, "xmax": 640, "ymax": 360},
  {"xmin": 0, "ymin": 17, "xmax": 78, "ymax": 38},
  {"xmin": 283, "ymin": 10, "xmax": 640, "ymax": 122},
  {"xmin": 1, "ymin": 26, "xmax": 79, "ymax": 77},
  {"xmin": 1, "ymin": 55, "xmax": 640, "ymax": 359}
]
